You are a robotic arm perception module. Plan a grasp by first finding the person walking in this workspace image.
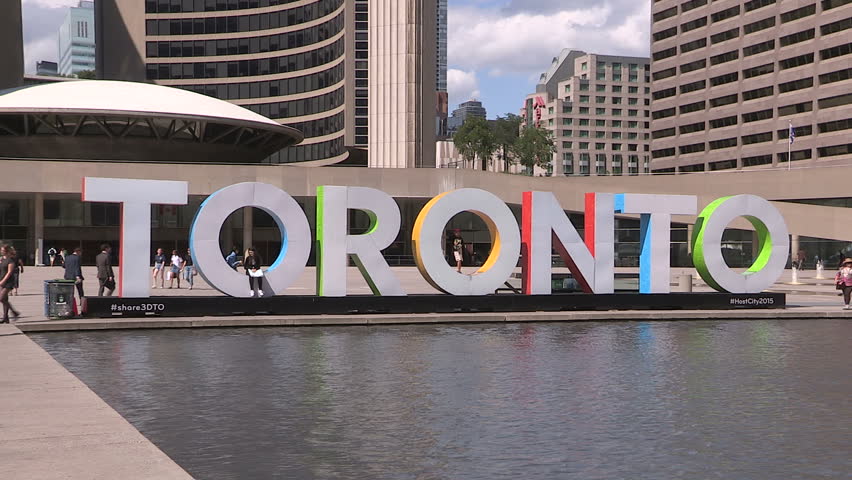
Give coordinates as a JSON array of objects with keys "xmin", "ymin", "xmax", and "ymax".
[
  {"xmin": 835, "ymin": 258, "xmax": 852, "ymax": 309},
  {"xmin": 244, "ymin": 247, "xmax": 264, "ymax": 297},
  {"xmin": 182, "ymin": 248, "xmax": 195, "ymax": 290},
  {"xmin": 96, "ymin": 244, "xmax": 115, "ymax": 297},
  {"xmin": 12, "ymin": 255, "xmax": 23, "ymax": 296},
  {"xmin": 452, "ymin": 230, "xmax": 464, "ymax": 273},
  {"xmin": 48, "ymin": 246, "xmax": 57, "ymax": 266},
  {"xmin": 59, "ymin": 248, "xmax": 67, "ymax": 266},
  {"xmin": 168, "ymin": 249, "xmax": 183, "ymax": 289},
  {"xmin": 63, "ymin": 247, "xmax": 85, "ymax": 302},
  {"xmin": 0, "ymin": 244, "xmax": 21, "ymax": 323},
  {"xmin": 152, "ymin": 248, "xmax": 166, "ymax": 288}
]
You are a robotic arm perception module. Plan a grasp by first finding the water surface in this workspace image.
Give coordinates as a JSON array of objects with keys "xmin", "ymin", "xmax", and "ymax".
[{"xmin": 31, "ymin": 320, "xmax": 852, "ymax": 479}]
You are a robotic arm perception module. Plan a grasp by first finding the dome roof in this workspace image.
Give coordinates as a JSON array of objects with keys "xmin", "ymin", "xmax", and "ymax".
[
  {"xmin": 0, "ymin": 80, "xmax": 286, "ymax": 130},
  {"xmin": 0, "ymin": 80, "xmax": 304, "ymax": 164}
]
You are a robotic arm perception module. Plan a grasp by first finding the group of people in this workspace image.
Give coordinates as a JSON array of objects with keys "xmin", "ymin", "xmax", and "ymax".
[
  {"xmin": 152, "ymin": 248, "xmax": 195, "ymax": 289},
  {"xmin": 62, "ymin": 244, "xmax": 116, "ymax": 306}
]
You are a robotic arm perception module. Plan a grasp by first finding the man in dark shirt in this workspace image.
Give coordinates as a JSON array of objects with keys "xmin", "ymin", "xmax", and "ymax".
[
  {"xmin": 96, "ymin": 244, "xmax": 115, "ymax": 297},
  {"xmin": 63, "ymin": 247, "xmax": 84, "ymax": 302}
]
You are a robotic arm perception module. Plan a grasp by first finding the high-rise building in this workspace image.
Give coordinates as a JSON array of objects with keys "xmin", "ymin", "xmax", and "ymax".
[
  {"xmin": 447, "ymin": 99, "xmax": 486, "ymax": 133},
  {"xmin": 649, "ymin": 0, "xmax": 852, "ymax": 173},
  {"xmin": 0, "ymin": 0, "xmax": 24, "ymax": 89},
  {"xmin": 58, "ymin": 1, "xmax": 96, "ymax": 76},
  {"xmin": 523, "ymin": 49, "xmax": 651, "ymax": 176},
  {"xmin": 97, "ymin": 0, "xmax": 435, "ymax": 167},
  {"xmin": 435, "ymin": 0, "xmax": 448, "ymax": 137}
]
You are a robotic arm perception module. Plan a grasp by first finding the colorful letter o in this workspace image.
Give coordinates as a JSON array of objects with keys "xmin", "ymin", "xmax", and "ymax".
[
  {"xmin": 189, "ymin": 182, "xmax": 310, "ymax": 297},
  {"xmin": 692, "ymin": 195, "xmax": 789, "ymax": 293},
  {"xmin": 412, "ymin": 189, "xmax": 521, "ymax": 295}
]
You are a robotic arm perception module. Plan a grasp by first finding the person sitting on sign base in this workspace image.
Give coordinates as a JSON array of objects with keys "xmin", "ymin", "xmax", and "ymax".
[{"xmin": 244, "ymin": 247, "xmax": 264, "ymax": 297}]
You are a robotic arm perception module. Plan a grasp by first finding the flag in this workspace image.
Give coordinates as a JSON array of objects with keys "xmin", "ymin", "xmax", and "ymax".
[{"xmin": 789, "ymin": 123, "xmax": 795, "ymax": 144}]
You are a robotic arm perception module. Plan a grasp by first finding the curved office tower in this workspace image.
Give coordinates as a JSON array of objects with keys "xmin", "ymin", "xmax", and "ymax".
[{"xmin": 99, "ymin": 0, "xmax": 347, "ymax": 165}]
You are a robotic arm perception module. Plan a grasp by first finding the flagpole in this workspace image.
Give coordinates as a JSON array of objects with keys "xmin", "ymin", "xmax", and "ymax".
[{"xmin": 787, "ymin": 121, "xmax": 792, "ymax": 172}]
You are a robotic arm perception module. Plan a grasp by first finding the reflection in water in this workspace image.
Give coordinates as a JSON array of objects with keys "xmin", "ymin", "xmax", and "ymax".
[{"xmin": 31, "ymin": 320, "xmax": 852, "ymax": 480}]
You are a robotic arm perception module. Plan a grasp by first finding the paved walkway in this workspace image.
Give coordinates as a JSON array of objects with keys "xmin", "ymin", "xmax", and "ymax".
[{"xmin": 0, "ymin": 323, "xmax": 192, "ymax": 479}]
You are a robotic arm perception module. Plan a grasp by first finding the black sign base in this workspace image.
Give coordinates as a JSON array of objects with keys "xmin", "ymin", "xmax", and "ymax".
[{"xmin": 85, "ymin": 293, "xmax": 785, "ymax": 318}]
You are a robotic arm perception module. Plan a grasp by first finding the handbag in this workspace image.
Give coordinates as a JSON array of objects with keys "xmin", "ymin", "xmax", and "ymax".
[
  {"xmin": 104, "ymin": 278, "xmax": 116, "ymax": 290},
  {"xmin": 249, "ymin": 269, "xmax": 264, "ymax": 278}
]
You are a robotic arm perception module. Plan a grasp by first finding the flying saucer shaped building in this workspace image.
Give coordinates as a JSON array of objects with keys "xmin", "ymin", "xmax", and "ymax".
[{"xmin": 0, "ymin": 80, "xmax": 302, "ymax": 163}]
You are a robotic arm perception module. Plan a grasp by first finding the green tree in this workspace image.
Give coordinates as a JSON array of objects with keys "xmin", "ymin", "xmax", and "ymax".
[
  {"xmin": 492, "ymin": 114, "xmax": 522, "ymax": 172},
  {"xmin": 453, "ymin": 116, "xmax": 496, "ymax": 171},
  {"xmin": 513, "ymin": 126, "xmax": 556, "ymax": 176},
  {"xmin": 75, "ymin": 70, "xmax": 96, "ymax": 79}
]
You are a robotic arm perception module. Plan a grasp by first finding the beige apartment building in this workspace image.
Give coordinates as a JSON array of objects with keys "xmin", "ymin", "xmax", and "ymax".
[
  {"xmin": 523, "ymin": 50, "xmax": 652, "ymax": 177},
  {"xmin": 96, "ymin": 0, "xmax": 435, "ymax": 167},
  {"xmin": 650, "ymin": 0, "xmax": 851, "ymax": 173}
]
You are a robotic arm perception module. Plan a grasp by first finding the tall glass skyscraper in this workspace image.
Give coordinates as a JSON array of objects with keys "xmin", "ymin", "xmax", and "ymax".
[{"xmin": 58, "ymin": 1, "xmax": 96, "ymax": 76}]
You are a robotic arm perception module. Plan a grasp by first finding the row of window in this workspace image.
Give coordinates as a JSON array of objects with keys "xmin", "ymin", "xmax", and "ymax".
[
  {"xmin": 146, "ymin": 13, "xmax": 343, "ymax": 57},
  {"xmin": 562, "ymin": 153, "xmax": 649, "ymax": 176},
  {"xmin": 145, "ymin": 0, "xmax": 342, "ymax": 35},
  {"xmin": 175, "ymin": 62, "xmax": 343, "ymax": 99},
  {"xmin": 146, "ymin": 0, "xmax": 322, "ymax": 14},
  {"xmin": 653, "ymin": 117, "xmax": 852, "ymax": 141},
  {"xmin": 145, "ymin": 37, "xmax": 343, "ymax": 79},
  {"xmin": 239, "ymin": 87, "xmax": 343, "ymax": 119},
  {"xmin": 660, "ymin": 144, "xmax": 851, "ymax": 173},
  {"xmin": 560, "ymin": 142, "xmax": 648, "ymax": 152},
  {"xmin": 562, "ymin": 130, "xmax": 649, "ymax": 140},
  {"xmin": 569, "ymin": 83, "xmax": 648, "ymax": 94},
  {"xmin": 653, "ymin": 0, "xmax": 848, "ymax": 25},
  {"xmin": 265, "ymin": 135, "xmax": 345, "ymax": 164},
  {"xmin": 559, "ymin": 118, "xmax": 648, "ymax": 129},
  {"xmin": 653, "ymin": 91, "xmax": 851, "ymax": 121},
  {"xmin": 654, "ymin": 130, "xmax": 851, "ymax": 159}
]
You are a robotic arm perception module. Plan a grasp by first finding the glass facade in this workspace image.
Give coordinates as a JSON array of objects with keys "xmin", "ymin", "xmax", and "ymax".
[{"xmin": 143, "ymin": 0, "xmax": 347, "ymax": 164}]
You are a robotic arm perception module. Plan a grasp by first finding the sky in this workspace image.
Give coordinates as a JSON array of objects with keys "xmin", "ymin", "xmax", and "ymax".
[{"xmin": 20, "ymin": 0, "xmax": 652, "ymax": 119}]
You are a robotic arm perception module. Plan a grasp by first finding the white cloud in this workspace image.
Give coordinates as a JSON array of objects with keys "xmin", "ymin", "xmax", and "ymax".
[
  {"xmin": 447, "ymin": 69, "xmax": 480, "ymax": 107},
  {"xmin": 23, "ymin": 36, "xmax": 57, "ymax": 72},
  {"xmin": 448, "ymin": 3, "xmax": 650, "ymax": 77}
]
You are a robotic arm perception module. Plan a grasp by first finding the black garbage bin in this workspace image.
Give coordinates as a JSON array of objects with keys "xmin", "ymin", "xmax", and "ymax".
[{"xmin": 44, "ymin": 280, "xmax": 77, "ymax": 319}]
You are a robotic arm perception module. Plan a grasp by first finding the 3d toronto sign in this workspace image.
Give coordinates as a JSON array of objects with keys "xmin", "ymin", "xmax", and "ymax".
[{"xmin": 82, "ymin": 177, "xmax": 790, "ymax": 299}]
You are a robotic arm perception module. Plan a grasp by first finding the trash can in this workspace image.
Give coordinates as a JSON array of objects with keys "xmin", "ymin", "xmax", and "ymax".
[{"xmin": 44, "ymin": 280, "xmax": 77, "ymax": 319}]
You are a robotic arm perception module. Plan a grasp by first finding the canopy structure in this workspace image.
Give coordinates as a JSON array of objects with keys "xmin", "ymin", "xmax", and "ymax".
[{"xmin": 0, "ymin": 80, "xmax": 303, "ymax": 164}]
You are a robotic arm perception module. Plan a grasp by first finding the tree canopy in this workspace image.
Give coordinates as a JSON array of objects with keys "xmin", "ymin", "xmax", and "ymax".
[
  {"xmin": 453, "ymin": 116, "xmax": 496, "ymax": 171},
  {"xmin": 513, "ymin": 126, "xmax": 556, "ymax": 175}
]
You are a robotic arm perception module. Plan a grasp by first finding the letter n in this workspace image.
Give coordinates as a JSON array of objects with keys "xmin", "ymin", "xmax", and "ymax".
[{"xmin": 522, "ymin": 192, "xmax": 614, "ymax": 294}]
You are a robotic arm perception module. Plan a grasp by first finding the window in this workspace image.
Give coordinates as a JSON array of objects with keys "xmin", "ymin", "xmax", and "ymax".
[
  {"xmin": 681, "ymin": 16, "xmax": 708, "ymax": 33},
  {"xmin": 596, "ymin": 119, "xmax": 606, "ymax": 127},
  {"xmin": 596, "ymin": 154, "xmax": 607, "ymax": 174},
  {"xmin": 580, "ymin": 95, "xmax": 589, "ymax": 103},
  {"xmin": 821, "ymin": 43, "xmax": 852, "ymax": 61},
  {"xmin": 579, "ymin": 83, "xmax": 590, "ymax": 91},
  {"xmin": 819, "ymin": 93, "xmax": 852, "ymax": 109},
  {"xmin": 778, "ymin": 101, "xmax": 813, "ymax": 116},
  {"xmin": 579, "ymin": 142, "xmax": 589, "ymax": 150},
  {"xmin": 680, "ymin": 79, "xmax": 706, "ymax": 93},
  {"xmin": 595, "ymin": 143, "xmax": 605, "ymax": 151},
  {"xmin": 743, "ymin": 16, "xmax": 775, "ymax": 35},
  {"xmin": 653, "ymin": 47, "xmax": 677, "ymax": 61},
  {"xmin": 681, "ymin": 0, "xmax": 707, "ymax": 13},
  {"xmin": 680, "ymin": 38, "xmax": 707, "ymax": 54},
  {"xmin": 709, "ymin": 138, "xmax": 737, "ymax": 150},
  {"xmin": 653, "ymin": 127, "xmax": 675, "ymax": 139},
  {"xmin": 652, "ymin": 108, "xmax": 676, "ymax": 119},
  {"xmin": 612, "ymin": 97, "xmax": 623, "ymax": 105},
  {"xmin": 818, "ymin": 144, "xmax": 852, "ymax": 158},
  {"xmin": 742, "ymin": 86, "xmax": 774, "ymax": 101},
  {"xmin": 653, "ymin": 87, "xmax": 676, "ymax": 100},
  {"xmin": 710, "ymin": 72, "xmax": 738, "ymax": 86},
  {"xmin": 779, "ymin": 53, "xmax": 814, "ymax": 70},
  {"xmin": 596, "ymin": 108, "xmax": 606, "ymax": 115},
  {"xmin": 820, "ymin": 67, "xmax": 852, "ymax": 85},
  {"xmin": 579, "ymin": 107, "xmax": 590, "ymax": 114},
  {"xmin": 628, "ymin": 98, "xmax": 638, "ymax": 105},
  {"xmin": 680, "ymin": 58, "xmax": 706, "ymax": 74},
  {"xmin": 596, "ymin": 96, "xmax": 606, "ymax": 103},
  {"xmin": 562, "ymin": 141, "xmax": 573, "ymax": 148},
  {"xmin": 579, "ymin": 119, "xmax": 590, "ymax": 126},
  {"xmin": 653, "ymin": 26, "xmax": 677, "ymax": 41},
  {"xmin": 780, "ymin": 4, "xmax": 816, "ymax": 23},
  {"xmin": 652, "ymin": 148, "xmax": 675, "ymax": 159},
  {"xmin": 823, "ymin": 0, "xmax": 852, "ymax": 10},
  {"xmin": 654, "ymin": 67, "xmax": 677, "ymax": 80},
  {"xmin": 710, "ymin": 50, "xmax": 738, "ymax": 65},
  {"xmin": 780, "ymin": 29, "xmax": 815, "ymax": 47},
  {"xmin": 709, "ymin": 160, "xmax": 737, "ymax": 171},
  {"xmin": 743, "ymin": 39, "xmax": 774, "ymax": 57},
  {"xmin": 612, "ymin": 120, "xmax": 623, "ymax": 127},
  {"xmin": 614, "ymin": 86, "xmax": 624, "ymax": 93},
  {"xmin": 711, "ymin": 27, "xmax": 739, "ymax": 44},
  {"xmin": 744, "ymin": 0, "xmax": 775, "ymax": 12},
  {"xmin": 628, "ymin": 110, "xmax": 638, "ymax": 117},
  {"xmin": 579, "ymin": 130, "xmax": 590, "ymax": 138},
  {"xmin": 612, "ymin": 109, "xmax": 622, "ymax": 116},
  {"xmin": 628, "ymin": 121, "xmax": 639, "ymax": 128},
  {"xmin": 596, "ymin": 84, "xmax": 606, "ymax": 92},
  {"xmin": 680, "ymin": 100, "xmax": 705, "ymax": 114},
  {"xmin": 742, "ymin": 154, "xmax": 773, "ymax": 167},
  {"xmin": 679, "ymin": 122, "xmax": 705, "ymax": 134},
  {"xmin": 742, "ymin": 109, "xmax": 773, "ymax": 123},
  {"xmin": 680, "ymin": 143, "xmax": 705, "ymax": 154},
  {"xmin": 743, "ymin": 63, "xmax": 774, "ymax": 78},
  {"xmin": 742, "ymin": 131, "xmax": 773, "ymax": 145},
  {"xmin": 711, "ymin": 5, "xmax": 740, "ymax": 23},
  {"xmin": 822, "ymin": 17, "xmax": 852, "ymax": 36},
  {"xmin": 710, "ymin": 115, "xmax": 737, "ymax": 129},
  {"xmin": 779, "ymin": 124, "xmax": 813, "ymax": 139},
  {"xmin": 562, "ymin": 118, "xmax": 573, "ymax": 125},
  {"xmin": 778, "ymin": 77, "xmax": 813, "ymax": 93}
]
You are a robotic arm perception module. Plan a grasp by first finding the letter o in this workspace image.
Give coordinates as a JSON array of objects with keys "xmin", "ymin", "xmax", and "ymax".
[
  {"xmin": 189, "ymin": 182, "xmax": 310, "ymax": 297},
  {"xmin": 412, "ymin": 189, "xmax": 521, "ymax": 295},
  {"xmin": 692, "ymin": 195, "xmax": 789, "ymax": 293}
]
